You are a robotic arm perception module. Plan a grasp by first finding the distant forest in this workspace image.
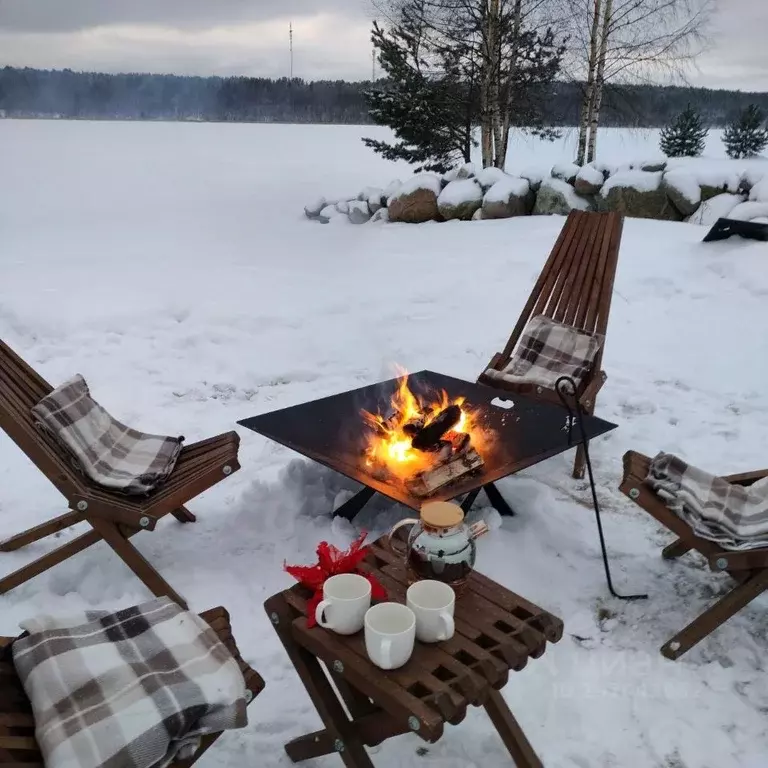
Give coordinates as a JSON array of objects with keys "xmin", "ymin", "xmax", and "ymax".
[{"xmin": 2, "ymin": 66, "xmax": 767, "ymax": 127}]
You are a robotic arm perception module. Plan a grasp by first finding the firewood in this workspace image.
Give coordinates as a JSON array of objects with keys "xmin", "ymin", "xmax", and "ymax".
[
  {"xmin": 444, "ymin": 431, "xmax": 470, "ymax": 455},
  {"xmin": 402, "ymin": 417, "xmax": 426, "ymax": 437},
  {"xmin": 409, "ymin": 448, "xmax": 484, "ymax": 497},
  {"xmin": 411, "ymin": 405, "xmax": 462, "ymax": 451}
]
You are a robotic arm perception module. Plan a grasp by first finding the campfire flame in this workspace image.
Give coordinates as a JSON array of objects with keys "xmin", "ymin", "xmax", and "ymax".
[{"xmin": 361, "ymin": 370, "xmax": 479, "ymax": 480}]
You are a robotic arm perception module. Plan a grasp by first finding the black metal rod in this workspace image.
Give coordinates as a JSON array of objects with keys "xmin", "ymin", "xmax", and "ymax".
[
  {"xmin": 484, "ymin": 482, "xmax": 516, "ymax": 517},
  {"xmin": 555, "ymin": 376, "xmax": 647, "ymax": 601},
  {"xmin": 460, "ymin": 488, "xmax": 482, "ymax": 514},
  {"xmin": 332, "ymin": 486, "xmax": 376, "ymax": 521}
]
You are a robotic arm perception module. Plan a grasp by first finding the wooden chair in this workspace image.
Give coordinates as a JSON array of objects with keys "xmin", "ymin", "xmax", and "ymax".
[
  {"xmin": 0, "ymin": 339, "xmax": 241, "ymax": 608},
  {"xmin": 620, "ymin": 450, "xmax": 768, "ymax": 660},
  {"xmin": 478, "ymin": 210, "xmax": 624, "ymax": 478},
  {"xmin": 0, "ymin": 606, "xmax": 265, "ymax": 766}
]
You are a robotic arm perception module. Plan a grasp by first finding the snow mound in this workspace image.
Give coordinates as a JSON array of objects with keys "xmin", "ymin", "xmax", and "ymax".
[
  {"xmin": 664, "ymin": 170, "xmax": 702, "ymax": 206},
  {"xmin": 438, "ymin": 179, "xmax": 483, "ymax": 207},
  {"xmin": 383, "ymin": 179, "xmax": 402, "ymax": 199},
  {"xmin": 601, "ymin": 170, "xmax": 662, "ymax": 196},
  {"xmin": 575, "ymin": 165, "xmax": 604, "ymax": 187},
  {"xmin": 476, "ymin": 166, "xmax": 508, "ymax": 189},
  {"xmin": 389, "ymin": 173, "xmax": 442, "ymax": 202},
  {"xmin": 728, "ymin": 201, "xmax": 768, "ymax": 222},
  {"xmin": 519, "ymin": 166, "xmax": 546, "ymax": 186},
  {"xmin": 688, "ymin": 193, "xmax": 743, "ymax": 226},
  {"xmin": 539, "ymin": 178, "xmax": 592, "ymax": 211},
  {"xmin": 485, "ymin": 176, "xmax": 530, "ymax": 203}
]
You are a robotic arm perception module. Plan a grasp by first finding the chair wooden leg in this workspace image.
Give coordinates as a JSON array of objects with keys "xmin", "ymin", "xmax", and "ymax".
[
  {"xmin": 660, "ymin": 568, "xmax": 768, "ymax": 660},
  {"xmin": 266, "ymin": 594, "xmax": 374, "ymax": 767},
  {"xmin": 88, "ymin": 518, "xmax": 188, "ymax": 609},
  {"xmin": 662, "ymin": 538, "xmax": 692, "ymax": 561},
  {"xmin": 483, "ymin": 689, "xmax": 543, "ymax": 768},
  {"xmin": 0, "ymin": 510, "xmax": 87, "ymax": 551},
  {"xmin": 171, "ymin": 506, "xmax": 196, "ymax": 524},
  {"xmin": 0, "ymin": 530, "xmax": 102, "ymax": 593},
  {"xmin": 572, "ymin": 444, "xmax": 587, "ymax": 480}
]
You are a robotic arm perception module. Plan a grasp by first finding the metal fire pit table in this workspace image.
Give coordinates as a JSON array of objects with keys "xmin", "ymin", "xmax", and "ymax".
[{"xmin": 237, "ymin": 370, "xmax": 616, "ymax": 520}]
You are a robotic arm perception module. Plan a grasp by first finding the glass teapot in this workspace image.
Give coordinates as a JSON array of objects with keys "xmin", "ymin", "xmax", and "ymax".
[{"xmin": 388, "ymin": 501, "xmax": 489, "ymax": 591}]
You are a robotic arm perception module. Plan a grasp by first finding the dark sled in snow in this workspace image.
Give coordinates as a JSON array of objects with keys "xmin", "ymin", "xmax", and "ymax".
[{"xmin": 702, "ymin": 217, "xmax": 768, "ymax": 243}]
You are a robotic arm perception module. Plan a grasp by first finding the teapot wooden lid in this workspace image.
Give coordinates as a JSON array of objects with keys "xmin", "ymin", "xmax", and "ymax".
[{"xmin": 420, "ymin": 501, "xmax": 464, "ymax": 529}]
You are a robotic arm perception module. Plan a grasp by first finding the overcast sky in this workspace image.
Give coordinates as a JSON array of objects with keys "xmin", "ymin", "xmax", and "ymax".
[{"xmin": 0, "ymin": 0, "xmax": 766, "ymax": 91}]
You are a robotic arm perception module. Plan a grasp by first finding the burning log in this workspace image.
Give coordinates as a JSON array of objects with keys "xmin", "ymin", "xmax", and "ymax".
[
  {"xmin": 408, "ymin": 447, "xmax": 484, "ymax": 497},
  {"xmin": 411, "ymin": 405, "xmax": 461, "ymax": 451}
]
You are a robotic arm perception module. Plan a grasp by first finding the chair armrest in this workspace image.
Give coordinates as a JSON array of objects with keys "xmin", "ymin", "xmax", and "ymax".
[
  {"xmin": 579, "ymin": 370, "xmax": 607, "ymax": 410},
  {"xmin": 721, "ymin": 468, "xmax": 768, "ymax": 486}
]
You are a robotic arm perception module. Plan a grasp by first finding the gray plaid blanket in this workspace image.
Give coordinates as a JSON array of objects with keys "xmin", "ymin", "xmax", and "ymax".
[
  {"xmin": 13, "ymin": 597, "xmax": 248, "ymax": 768},
  {"xmin": 647, "ymin": 452, "xmax": 768, "ymax": 550},
  {"xmin": 31, "ymin": 374, "xmax": 183, "ymax": 495},
  {"xmin": 484, "ymin": 315, "xmax": 602, "ymax": 390}
]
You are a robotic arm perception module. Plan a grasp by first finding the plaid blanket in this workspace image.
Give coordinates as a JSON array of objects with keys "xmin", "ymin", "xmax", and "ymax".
[
  {"xmin": 647, "ymin": 453, "xmax": 768, "ymax": 551},
  {"xmin": 31, "ymin": 374, "xmax": 183, "ymax": 495},
  {"xmin": 484, "ymin": 315, "xmax": 602, "ymax": 390},
  {"xmin": 13, "ymin": 597, "xmax": 248, "ymax": 768}
]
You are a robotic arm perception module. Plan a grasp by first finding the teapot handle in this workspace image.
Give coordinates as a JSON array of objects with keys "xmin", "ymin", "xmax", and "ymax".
[{"xmin": 388, "ymin": 518, "xmax": 419, "ymax": 556}]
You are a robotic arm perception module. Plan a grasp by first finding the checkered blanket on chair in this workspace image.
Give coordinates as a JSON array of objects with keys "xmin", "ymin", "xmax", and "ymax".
[
  {"xmin": 647, "ymin": 452, "xmax": 768, "ymax": 551},
  {"xmin": 483, "ymin": 315, "xmax": 603, "ymax": 390},
  {"xmin": 31, "ymin": 374, "xmax": 183, "ymax": 495},
  {"xmin": 12, "ymin": 597, "xmax": 248, "ymax": 768}
]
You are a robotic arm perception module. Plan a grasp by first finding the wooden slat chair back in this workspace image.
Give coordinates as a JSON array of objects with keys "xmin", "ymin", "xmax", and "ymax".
[
  {"xmin": 0, "ymin": 606, "xmax": 265, "ymax": 767},
  {"xmin": 620, "ymin": 450, "xmax": 768, "ymax": 660},
  {"xmin": 478, "ymin": 210, "xmax": 624, "ymax": 478},
  {"xmin": 0, "ymin": 339, "xmax": 241, "ymax": 607}
]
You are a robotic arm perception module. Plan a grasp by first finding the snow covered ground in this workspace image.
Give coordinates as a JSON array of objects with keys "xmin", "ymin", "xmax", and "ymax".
[{"xmin": 1, "ymin": 120, "xmax": 767, "ymax": 768}]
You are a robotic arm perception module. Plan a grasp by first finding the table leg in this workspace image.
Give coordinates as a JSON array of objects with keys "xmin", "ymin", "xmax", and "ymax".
[
  {"xmin": 333, "ymin": 487, "xmax": 377, "ymax": 521},
  {"xmin": 460, "ymin": 488, "xmax": 482, "ymax": 514},
  {"xmin": 483, "ymin": 689, "xmax": 543, "ymax": 768},
  {"xmin": 484, "ymin": 483, "xmax": 516, "ymax": 517},
  {"xmin": 265, "ymin": 594, "xmax": 375, "ymax": 767}
]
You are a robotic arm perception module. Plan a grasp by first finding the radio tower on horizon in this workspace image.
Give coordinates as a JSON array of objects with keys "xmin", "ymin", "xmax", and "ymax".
[{"xmin": 289, "ymin": 22, "xmax": 294, "ymax": 80}]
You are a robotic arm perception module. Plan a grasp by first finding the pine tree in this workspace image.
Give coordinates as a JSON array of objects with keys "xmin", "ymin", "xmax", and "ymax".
[
  {"xmin": 659, "ymin": 104, "xmax": 708, "ymax": 157},
  {"xmin": 362, "ymin": 18, "xmax": 474, "ymax": 173},
  {"xmin": 722, "ymin": 104, "xmax": 768, "ymax": 159}
]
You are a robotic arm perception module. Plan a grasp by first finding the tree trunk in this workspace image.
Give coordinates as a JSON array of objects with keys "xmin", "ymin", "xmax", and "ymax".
[
  {"xmin": 577, "ymin": 0, "xmax": 602, "ymax": 166},
  {"xmin": 485, "ymin": 0, "xmax": 501, "ymax": 168},
  {"xmin": 497, "ymin": 0, "xmax": 523, "ymax": 169},
  {"xmin": 587, "ymin": 0, "xmax": 612, "ymax": 164}
]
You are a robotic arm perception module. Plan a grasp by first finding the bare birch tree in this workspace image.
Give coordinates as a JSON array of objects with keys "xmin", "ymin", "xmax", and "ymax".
[{"xmin": 562, "ymin": 0, "xmax": 713, "ymax": 164}]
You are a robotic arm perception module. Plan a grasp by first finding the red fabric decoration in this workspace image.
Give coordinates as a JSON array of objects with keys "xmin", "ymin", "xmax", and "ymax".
[{"xmin": 284, "ymin": 531, "xmax": 387, "ymax": 628}]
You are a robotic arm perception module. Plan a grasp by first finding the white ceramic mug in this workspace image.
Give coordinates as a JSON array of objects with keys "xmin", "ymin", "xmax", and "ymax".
[
  {"xmin": 314, "ymin": 573, "xmax": 371, "ymax": 635},
  {"xmin": 407, "ymin": 580, "xmax": 456, "ymax": 643},
  {"xmin": 364, "ymin": 602, "xmax": 416, "ymax": 670}
]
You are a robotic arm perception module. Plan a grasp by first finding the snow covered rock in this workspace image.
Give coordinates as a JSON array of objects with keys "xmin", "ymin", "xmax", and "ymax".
[
  {"xmin": 358, "ymin": 186, "xmax": 385, "ymax": 212},
  {"xmin": 348, "ymin": 200, "xmax": 371, "ymax": 225},
  {"xmin": 317, "ymin": 204, "xmax": 343, "ymax": 223},
  {"xmin": 482, "ymin": 177, "xmax": 533, "ymax": 219},
  {"xmin": 471, "ymin": 207, "xmax": 484, "ymax": 221},
  {"xmin": 475, "ymin": 166, "xmax": 508, "ymax": 191},
  {"xmin": 520, "ymin": 167, "xmax": 545, "ymax": 193},
  {"xmin": 335, "ymin": 200, "xmax": 350, "ymax": 215},
  {"xmin": 662, "ymin": 171, "xmax": 702, "ymax": 216},
  {"xmin": 551, "ymin": 162, "xmax": 580, "ymax": 185},
  {"xmin": 687, "ymin": 193, "xmax": 743, "ymax": 226},
  {"xmin": 304, "ymin": 196, "xmax": 327, "ymax": 219},
  {"xmin": 438, "ymin": 179, "xmax": 483, "ymax": 221},
  {"xmin": 383, "ymin": 179, "xmax": 402, "ymax": 201},
  {"xmin": 640, "ymin": 161, "xmax": 667, "ymax": 173},
  {"xmin": 456, "ymin": 162, "xmax": 477, "ymax": 180},
  {"xmin": 598, "ymin": 171, "xmax": 681, "ymax": 220},
  {"xmin": 370, "ymin": 208, "xmax": 390, "ymax": 223},
  {"xmin": 533, "ymin": 178, "xmax": 593, "ymax": 215},
  {"xmin": 748, "ymin": 176, "xmax": 768, "ymax": 203},
  {"xmin": 388, "ymin": 174, "xmax": 442, "ymax": 223},
  {"xmin": 728, "ymin": 201, "xmax": 768, "ymax": 222},
  {"xmin": 574, "ymin": 165, "xmax": 604, "ymax": 196}
]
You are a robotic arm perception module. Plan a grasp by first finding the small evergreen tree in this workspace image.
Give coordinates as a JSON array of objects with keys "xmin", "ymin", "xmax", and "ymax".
[
  {"xmin": 722, "ymin": 104, "xmax": 768, "ymax": 159},
  {"xmin": 659, "ymin": 104, "xmax": 708, "ymax": 157},
  {"xmin": 363, "ymin": 18, "xmax": 474, "ymax": 173}
]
